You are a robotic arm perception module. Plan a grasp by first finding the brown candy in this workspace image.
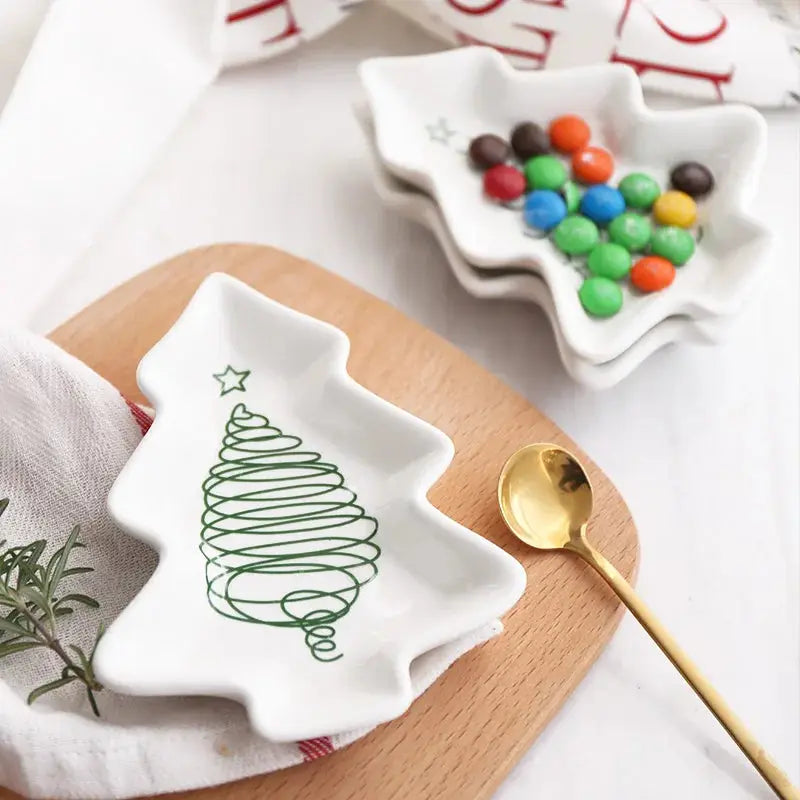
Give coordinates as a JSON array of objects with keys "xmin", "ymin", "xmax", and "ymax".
[
  {"xmin": 510, "ymin": 122, "xmax": 550, "ymax": 160},
  {"xmin": 670, "ymin": 161, "xmax": 714, "ymax": 198},
  {"xmin": 468, "ymin": 134, "xmax": 510, "ymax": 169}
]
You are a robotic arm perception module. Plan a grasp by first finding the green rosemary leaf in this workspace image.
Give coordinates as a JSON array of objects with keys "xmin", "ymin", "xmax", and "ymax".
[
  {"xmin": 43, "ymin": 542, "xmax": 85, "ymax": 591},
  {"xmin": 17, "ymin": 558, "xmax": 44, "ymax": 592},
  {"xmin": 1, "ymin": 612, "xmax": 27, "ymax": 641},
  {"xmin": 0, "ymin": 641, "xmax": 43, "ymax": 658},
  {"xmin": 44, "ymin": 550, "xmax": 62, "ymax": 590},
  {"xmin": 56, "ymin": 594, "xmax": 99, "ymax": 610},
  {"xmin": 60, "ymin": 566, "xmax": 94, "ymax": 578},
  {"xmin": 22, "ymin": 540, "xmax": 46, "ymax": 572},
  {"xmin": 68, "ymin": 644, "xmax": 91, "ymax": 675},
  {"xmin": 18, "ymin": 585, "xmax": 49, "ymax": 610},
  {"xmin": 0, "ymin": 504, "xmax": 102, "ymax": 716},
  {"xmin": 44, "ymin": 546, "xmax": 63, "ymax": 585},
  {"xmin": 3, "ymin": 608, "xmax": 24, "ymax": 625},
  {"xmin": 46, "ymin": 525, "xmax": 81, "ymax": 600},
  {"xmin": 18, "ymin": 584, "xmax": 57, "ymax": 634},
  {"xmin": 27, "ymin": 675, "xmax": 77, "ymax": 705},
  {"xmin": 86, "ymin": 687, "xmax": 101, "ymax": 717},
  {"xmin": 8, "ymin": 542, "xmax": 46, "ymax": 589},
  {"xmin": 0, "ymin": 617, "xmax": 30, "ymax": 638},
  {"xmin": 89, "ymin": 623, "xmax": 105, "ymax": 667}
]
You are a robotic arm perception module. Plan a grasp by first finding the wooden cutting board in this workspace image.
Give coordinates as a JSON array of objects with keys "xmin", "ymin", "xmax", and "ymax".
[{"xmin": 10, "ymin": 244, "xmax": 639, "ymax": 800}]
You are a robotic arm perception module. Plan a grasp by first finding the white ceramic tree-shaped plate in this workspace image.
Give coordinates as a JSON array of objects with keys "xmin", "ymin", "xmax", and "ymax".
[
  {"xmin": 355, "ymin": 106, "xmax": 733, "ymax": 389},
  {"xmin": 359, "ymin": 48, "xmax": 770, "ymax": 365},
  {"xmin": 95, "ymin": 274, "xmax": 526, "ymax": 742}
]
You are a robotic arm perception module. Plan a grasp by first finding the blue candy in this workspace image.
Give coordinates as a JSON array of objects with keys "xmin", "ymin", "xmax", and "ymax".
[
  {"xmin": 524, "ymin": 190, "xmax": 567, "ymax": 231},
  {"xmin": 579, "ymin": 184, "xmax": 626, "ymax": 225}
]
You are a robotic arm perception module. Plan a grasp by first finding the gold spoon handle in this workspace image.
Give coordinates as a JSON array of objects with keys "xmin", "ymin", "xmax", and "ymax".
[{"xmin": 568, "ymin": 537, "xmax": 799, "ymax": 800}]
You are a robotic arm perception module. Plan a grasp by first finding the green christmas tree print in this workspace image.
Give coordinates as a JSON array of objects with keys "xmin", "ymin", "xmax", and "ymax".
[{"xmin": 200, "ymin": 403, "xmax": 381, "ymax": 662}]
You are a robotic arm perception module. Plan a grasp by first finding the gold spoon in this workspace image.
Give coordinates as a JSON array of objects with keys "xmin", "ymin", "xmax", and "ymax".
[{"xmin": 498, "ymin": 443, "xmax": 799, "ymax": 800}]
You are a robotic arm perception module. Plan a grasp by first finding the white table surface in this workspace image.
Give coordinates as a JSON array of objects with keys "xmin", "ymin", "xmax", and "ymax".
[{"xmin": 14, "ymin": 5, "xmax": 800, "ymax": 799}]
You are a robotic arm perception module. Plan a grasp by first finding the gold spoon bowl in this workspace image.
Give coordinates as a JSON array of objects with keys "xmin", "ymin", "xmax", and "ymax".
[{"xmin": 498, "ymin": 443, "xmax": 798, "ymax": 800}]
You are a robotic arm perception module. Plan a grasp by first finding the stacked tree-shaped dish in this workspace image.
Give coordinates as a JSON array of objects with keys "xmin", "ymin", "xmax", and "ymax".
[{"xmin": 358, "ymin": 48, "xmax": 771, "ymax": 388}]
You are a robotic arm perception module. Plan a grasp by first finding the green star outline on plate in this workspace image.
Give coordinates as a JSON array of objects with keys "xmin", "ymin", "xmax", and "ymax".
[
  {"xmin": 213, "ymin": 365, "xmax": 250, "ymax": 396},
  {"xmin": 425, "ymin": 117, "xmax": 456, "ymax": 145}
]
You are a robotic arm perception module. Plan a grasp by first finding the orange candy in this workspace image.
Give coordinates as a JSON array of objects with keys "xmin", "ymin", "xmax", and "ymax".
[
  {"xmin": 630, "ymin": 256, "xmax": 676, "ymax": 292},
  {"xmin": 549, "ymin": 115, "xmax": 590, "ymax": 153},
  {"xmin": 572, "ymin": 146, "xmax": 614, "ymax": 184}
]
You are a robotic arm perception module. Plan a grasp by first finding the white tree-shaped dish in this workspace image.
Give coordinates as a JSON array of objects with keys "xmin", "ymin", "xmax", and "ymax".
[
  {"xmin": 355, "ymin": 106, "xmax": 734, "ymax": 390},
  {"xmin": 95, "ymin": 273, "xmax": 526, "ymax": 742},
  {"xmin": 359, "ymin": 48, "xmax": 771, "ymax": 364}
]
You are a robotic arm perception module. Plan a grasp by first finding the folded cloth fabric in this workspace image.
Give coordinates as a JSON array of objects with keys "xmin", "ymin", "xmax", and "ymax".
[
  {"xmin": 382, "ymin": 0, "xmax": 800, "ymax": 107},
  {"xmin": 0, "ymin": 328, "xmax": 502, "ymax": 800}
]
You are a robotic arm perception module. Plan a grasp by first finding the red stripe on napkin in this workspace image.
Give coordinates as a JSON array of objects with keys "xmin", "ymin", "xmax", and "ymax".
[
  {"xmin": 297, "ymin": 737, "xmax": 334, "ymax": 761},
  {"xmin": 124, "ymin": 397, "xmax": 153, "ymax": 435},
  {"xmin": 226, "ymin": 0, "xmax": 285, "ymax": 23}
]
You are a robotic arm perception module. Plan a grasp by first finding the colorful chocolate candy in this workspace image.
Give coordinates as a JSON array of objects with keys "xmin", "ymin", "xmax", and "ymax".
[
  {"xmin": 608, "ymin": 212, "xmax": 652, "ymax": 252},
  {"xmin": 572, "ymin": 146, "xmax": 614, "ymax": 184},
  {"xmin": 579, "ymin": 184, "xmax": 625, "ymax": 225},
  {"xmin": 670, "ymin": 161, "xmax": 714, "ymax": 198},
  {"xmin": 651, "ymin": 226, "xmax": 695, "ymax": 266},
  {"xmin": 630, "ymin": 256, "xmax": 676, "ymax": 292},
  {"xmin": 587, "ymin": 243, "xmax": 632, "ymax": 280},
  {"xmin": 466, "ymin": 116, "xmax": 714, "ymax": 320},
  {"xmin": 524, "ymin": 190, "xmax": 567, "ymax": 231},
  {"xmin": 653, "ymin": 190, "xmax": 697, "ymax": 228},
  {"xmin": 469, "ymin": 134, "xmax": 510, "ymax": 169},
  {"xmin": 511, "ymin": 122, "xmax": 550, "ymax": 160},
  {"xmin": 549, "ymin": 115, "xmax": 591, "ymax": 154},
  {"xmin": 618, "ymin": 172, "xmax": 660, "ymax": 210},
  {"xmin": 579, "ymin": 276, "xmax": 623, "ymax": 317},
  {"xmin": 560, "ymin": 181, "xmax": 582, "ymax": 213},
  {"xmin": 553, "ymin": 215, "xmax": 599, "ymax": 255},
  {"xmin": 525, "ymin": 155, "xmax": 567, "ymax": 191},
  {"xmin": 483, "ymin": 164, "xmax": 526, "ymax": 202}
]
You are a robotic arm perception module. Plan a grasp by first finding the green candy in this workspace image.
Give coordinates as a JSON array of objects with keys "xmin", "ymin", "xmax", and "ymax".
[
  {"xmin": 560, "ymin": 180, "xmax": 581, "ymax": 213},
  {"xmin": 608, "ymin": 212, "xmax": 651, "ymax": 252},
  {"xmin": 651, "ymin": 225, "xmax": 696, "ymax": 266},
  {"xmin": 525, "ymin": 155, "xmax": 567, "ymax": 191},
  {"xmin": 579, "ymin": 277, "xmax": 623, "ymax": 317},
  {"xmin": 587, "ymin": 242, "xmax": 632, "ymax": 280},
  {"xmin": 618, "ymin": 172, "xmax": 661, "ymax": 210},
  {"xmin": 553, "ymin": 215, "xmax": 599, "ymax": 255}
]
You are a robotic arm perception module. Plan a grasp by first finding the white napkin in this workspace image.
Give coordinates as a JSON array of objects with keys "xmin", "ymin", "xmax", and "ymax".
[
  {"xmin": 0, "ymin": 0, "xmax": 222, "ymax": 329},
  {"xmin": 0, "ymin": 327, "xmax": 501, "ymax": 800}
]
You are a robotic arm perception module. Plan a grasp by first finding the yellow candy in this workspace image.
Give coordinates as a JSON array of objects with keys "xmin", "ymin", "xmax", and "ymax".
[{"xmin": 653, "ymin": 190, "xmax": 697, "ymax": 228}]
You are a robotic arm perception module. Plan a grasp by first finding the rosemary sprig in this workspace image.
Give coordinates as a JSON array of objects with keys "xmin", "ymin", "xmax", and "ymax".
[{"xmin": 0, "ymin": 498, "xmax": 104, "ymax": 716}]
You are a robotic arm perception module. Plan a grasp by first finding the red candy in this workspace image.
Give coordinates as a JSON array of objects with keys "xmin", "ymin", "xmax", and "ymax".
[
  {"xmin": 549, "ymin": 115, "xmax": 590, "ymax": 153},
  {"xmin": 572, "ymin": 146, "xmax": 614, "ymax": 184},
  {"xmin": 483, "ymin": 164, "xmax": 526, "ymax": 202},
  {"xmin": 630, "ymin": 256, "xmax": 676, "ymax": 292}
]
